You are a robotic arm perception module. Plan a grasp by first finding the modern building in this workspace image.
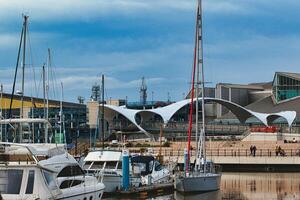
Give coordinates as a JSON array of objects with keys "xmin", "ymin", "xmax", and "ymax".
[
  {"xmin": 92, "ymin": 71, "xmax": 300, "ymax": 140},
  {"xmin": 0, "ymin": 92, "xmax": 86, "ymax": 142}
]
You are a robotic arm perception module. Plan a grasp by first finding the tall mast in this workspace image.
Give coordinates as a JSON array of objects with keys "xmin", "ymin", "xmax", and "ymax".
[
  {"xmin": 19, "ymin": 15, "xmax": 28, "ymax": 142},
  {"xmin": 44, "ymin": 49, "xmax": 51, "ymax": 143},
  {"xmin": 60, "ymin": 82, "xmax": 64, "ymax": 143},
  {"xmin": 186, "ymin": 5, "xmax": 199, "ymax": 174},
  {"xmin": 20, "ymin": 15, "xmax": 28, "ymax": 120},
  {"xmin": 196, "ymin": 0, "xmax": 207, "ymax": 173},
  {"xmin": 42, "ymin": 64, "xmax": 46, "ymax": 119},
  {"xmin": 101, "ymin": 74, "xmax": 105, "ymax": 149}
]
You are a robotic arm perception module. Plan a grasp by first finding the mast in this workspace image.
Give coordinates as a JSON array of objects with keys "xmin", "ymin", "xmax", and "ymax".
[
  {"xmin": 60, "ymin": 82, "xmax": 65, "ymax": 144},
  {"xmin": 101, "ymin": 74, "xmax": 105, "ymax": 149},
  {"xmin": 196, "ymin": 0, "xmax": 207, "ymax": 173},
  {"xmin": 44, "ymin": 49, "xmax": 51, "ymax": 143},
  {"xmin": 186, "ymin": 5, "xmax": 199, "ymax": 174},
  {"xmin": 19, "ymin": 15, "xmax": 28, "ymax": 142},
  {"xmin": 42, "ymin": 64, "xmax": 46, "ymax": 120}
]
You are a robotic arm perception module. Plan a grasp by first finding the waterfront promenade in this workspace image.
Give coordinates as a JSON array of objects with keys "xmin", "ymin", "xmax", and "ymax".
[{"xmin": 73, "ymin": 140, "xmax": 300, "ymax": 171}]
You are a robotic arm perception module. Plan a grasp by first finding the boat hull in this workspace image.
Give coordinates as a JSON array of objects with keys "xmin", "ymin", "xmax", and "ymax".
[
  {"xmin": 175, "ymin": 173, "xmax": 221, "ymax": 193},
  {"xmin": 101, "ymin": 174, "xmax": 141, "ymax": 193}
]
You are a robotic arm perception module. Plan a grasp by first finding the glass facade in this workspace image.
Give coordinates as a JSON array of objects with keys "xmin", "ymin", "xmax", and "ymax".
[{"xmin": 273, "ymin": 73, "xmax": 300, "ymax": 102}]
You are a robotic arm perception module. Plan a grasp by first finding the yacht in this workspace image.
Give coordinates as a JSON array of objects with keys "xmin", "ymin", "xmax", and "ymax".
[
  {"xmin": 83, "ymin": 150, "xmax": 171, "ymax": 193},
  {"xmin": 83, "ymin": 150, "xmax": 141, "ymax": 193},
  {"xmin": 0, "ymin": 142, "xmax": 105, "ymax": 200},
  {"xmin": 131, "ymin": 155, "xmax": 171, "ymax": 186}
]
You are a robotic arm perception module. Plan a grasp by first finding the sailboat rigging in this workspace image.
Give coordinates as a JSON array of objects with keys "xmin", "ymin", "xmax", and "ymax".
[{"xmin": 174, "ymin": 0, "xmax": 221, "ymax": 193}]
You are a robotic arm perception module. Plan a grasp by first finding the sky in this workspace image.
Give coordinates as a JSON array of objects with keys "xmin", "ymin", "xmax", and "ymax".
[{"xmin": 1, "ymin": 0, "xmax": 300, "ymax": 103}]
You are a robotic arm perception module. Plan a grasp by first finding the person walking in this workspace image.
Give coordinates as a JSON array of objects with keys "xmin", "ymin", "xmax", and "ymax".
[
  {"xmin": 253, "ymin": 145, "xmax": 257, "ymax": 157},
  {"xmin": 275, "ymin": 145, "xmax": 279, "ymax": 156},
  {"xmin": 250, "ymin": 145, "xmax": 253, "ymax": 156}
]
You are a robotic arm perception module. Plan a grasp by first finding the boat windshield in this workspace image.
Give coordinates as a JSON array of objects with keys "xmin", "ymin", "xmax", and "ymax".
[
  {"xmin": 83, "ymin": 161, "xmax": 93, "ymax": 169},
  {"xmin": 57, "ymin": 165, "xmax": 84, "ymax": 177},
  {"xmin": 42, "ymin": 169, "xmax": 58, "ymax": 190},
  {"xmin": 90, "ymin": 161, "xmax": 105, "ymax": 169},
  {"xmin": 0, "ymin": 169, "xmax": 23, "ymax": 194},
  {"xmin": 105, "ymin": 161, "xmax": 118, "ymax": 169}
]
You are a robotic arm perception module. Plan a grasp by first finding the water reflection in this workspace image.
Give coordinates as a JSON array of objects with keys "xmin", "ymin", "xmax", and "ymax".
[
  {"xmin": 103, "ymin": 173, "xmax": 300, "ymax": 200},
  {"xmin": 221, "ymin": 173, "xmax": 300, "ymax": 200}
]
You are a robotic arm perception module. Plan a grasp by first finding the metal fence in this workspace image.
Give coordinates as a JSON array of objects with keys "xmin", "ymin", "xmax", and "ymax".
[{"xmin": 135, "ymin": 148, "xmax": 300, "ymax": 158}]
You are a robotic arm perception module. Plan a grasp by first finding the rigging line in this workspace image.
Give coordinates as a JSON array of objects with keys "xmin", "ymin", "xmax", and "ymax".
[
  {"xmin": 26, "ymin": 23, "xmax": 38, "ymax": 98},
  {"xmin": 49, "ymin": 52, "xmax": 59, "ymax": 100},
  {"xmin": 186, "ymin": 4, "xmax": 199, "ymax": 174},
  {"xmin": 36, "ymin": 66, "xmax": 43, "ymax": 98},
  {"xmin": 9, "ymin": 25, "xmax": 24, "ymax": 119},
  {"xmin": 50, "ymin": 63, "xmax": 57, "ymax": 100}
]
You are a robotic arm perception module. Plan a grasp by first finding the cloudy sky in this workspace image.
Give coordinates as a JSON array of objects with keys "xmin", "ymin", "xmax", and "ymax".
[{"xmin": 0, "ymin": 0, "xmax": 300, "ymax": 103}]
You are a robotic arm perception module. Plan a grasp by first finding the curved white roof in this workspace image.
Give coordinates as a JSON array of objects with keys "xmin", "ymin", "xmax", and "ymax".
[{"xmin": 103, "ymin": 98, "xmax": 297, "ymax": 137}]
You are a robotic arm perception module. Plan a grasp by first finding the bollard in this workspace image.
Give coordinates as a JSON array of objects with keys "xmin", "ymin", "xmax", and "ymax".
[
  {"xmin": 184, "ymin": 148, "xmax": 188, "ymax": 177},
  {"xmin": 122, "ymin": 149, "xmax": 130, "ymax": 191}
]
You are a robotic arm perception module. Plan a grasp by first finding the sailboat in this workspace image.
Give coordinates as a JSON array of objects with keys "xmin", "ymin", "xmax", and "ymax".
[{"xmin": 174, "ymin": 0, "xmax": 221, "ymax": 193}]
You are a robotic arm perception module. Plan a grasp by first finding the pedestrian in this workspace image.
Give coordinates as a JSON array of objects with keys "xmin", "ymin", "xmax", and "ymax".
[
  {"xmin": 275, "ymin": 145, "xmax": 279, "ymax": 156},
  {"xmin": 253, "ymin": 145, "xmax": 257, "ymax": 157},
  {"xmin": 250, "ymin": 145, "xmax": 253, "ymax": 156}
]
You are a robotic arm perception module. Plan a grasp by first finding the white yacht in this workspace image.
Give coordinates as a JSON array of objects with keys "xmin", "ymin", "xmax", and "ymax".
[
  {"xmin": 131, "ymin": 155, "xmax": 171, "ymax": 186},
  {"xmin": 83, "ymin": 150, "xmax": 171, "ymax": 193},
  {"xmin": 0, "ymin": 142, "xmax": 105, "ymax": 200},
  {"xmin": 83, "ymin": 150, "xmax": 141, "ymax": 193}
]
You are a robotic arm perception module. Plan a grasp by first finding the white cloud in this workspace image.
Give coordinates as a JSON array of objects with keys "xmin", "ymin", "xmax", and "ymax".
[
  {"xmin": 0, "ymin": 34, "xmax": 19, "ymax": 48},
  {"xmin": 0, "ymin": 0, "xmax": 265, "ymax": 22}
]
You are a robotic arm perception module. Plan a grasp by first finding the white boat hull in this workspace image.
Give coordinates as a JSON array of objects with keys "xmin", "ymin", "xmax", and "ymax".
[{"xmin": 175, "ymin": 173, "xmax": 221, "ymax": 193}]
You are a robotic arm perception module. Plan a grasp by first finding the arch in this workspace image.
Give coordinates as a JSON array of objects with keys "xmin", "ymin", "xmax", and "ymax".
[{"xmin": 103, "ymin": 104, "xmax": 153, "ymax": 139}]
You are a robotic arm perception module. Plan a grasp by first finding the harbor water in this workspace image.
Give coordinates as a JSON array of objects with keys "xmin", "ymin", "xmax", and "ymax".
[{"xmin": 104, "ymin": 172, "xmax": 300, "ymax": 200}]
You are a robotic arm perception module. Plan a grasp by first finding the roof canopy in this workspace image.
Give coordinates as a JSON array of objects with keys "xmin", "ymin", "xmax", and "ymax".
[{"xmin": 103, "ymin": 98, "xmax": 297, "ymax": 138}]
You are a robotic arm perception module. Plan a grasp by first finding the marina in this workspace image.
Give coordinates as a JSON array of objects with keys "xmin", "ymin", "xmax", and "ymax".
[{"xmin": 1, "ymin": 0, "xmax": 300, "ymax": 199}]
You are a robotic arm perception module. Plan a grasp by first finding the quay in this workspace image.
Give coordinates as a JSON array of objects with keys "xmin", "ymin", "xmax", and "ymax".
[{"xmin": 72, "ymin": 139, "xmax": 300, "ymax": 172}]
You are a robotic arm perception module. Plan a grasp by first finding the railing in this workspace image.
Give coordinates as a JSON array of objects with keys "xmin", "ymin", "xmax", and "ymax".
[{"xmin": 131, "ymin": 148, "xmax": 300, "ymax": 158}]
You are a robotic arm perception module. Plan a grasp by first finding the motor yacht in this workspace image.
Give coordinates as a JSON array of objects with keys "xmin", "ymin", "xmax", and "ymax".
[{"xmin": 0, "ymin": 142, "xmax": 105, "ymax": 200}]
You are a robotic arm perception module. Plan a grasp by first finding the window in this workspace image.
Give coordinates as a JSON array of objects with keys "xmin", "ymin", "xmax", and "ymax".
[
  {"xmin": 25, "ymin": 170, "xmax": 35, "ymax": 194},
  {"xmin": 57, "ymin": 165, "xmax": 84, "ymax": 177},
  {"xmin": 154, "ymin": 161, "xmax": 162, "ymax": 171},
  {"xmin": 90, "ymin": 161, "xmax": 105, "ymax": 169},
  {"xmin": 105, "ymin": 161, "xmax": 117, "ymax": 169},
  {"xmin": 59, "ymin": 180, "xmax": 83, "ymax": 189},
  {"xmin": 0, "ymin": 169, "xmax": 23, "ymax": 194},
  {"xmin": 89, "ymin": 196, "xmax": 93, "ymax": 200},
  {"xmin": 117, "ymin": 162, "xmax": 122, "ymax": 169},
  {"xmin": 42, "ymin": 170, "xmax": 58, "ymax": 190},
  {"xmin": 83, "ymin": 161, "xmax": 93, "ymax": 169}
]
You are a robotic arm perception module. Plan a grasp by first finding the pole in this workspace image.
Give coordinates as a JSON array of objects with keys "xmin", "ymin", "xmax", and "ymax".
[
  {"xmin": 45, "ymin": 48, "xmax": 51, "ymax": 143},
  {"xmin": 122, "ymin": 149, "xmax": 130, "ymax": 191},
  {"xmin": 42, "ymin": 64, "xmax": 46, "ymax": 120},
  {"xmin": 20, "ymin": 15, "xmax": 28, "ymax": 143},
  {"xmin": 60, "ymin": 82, "xmax": 63, "ymax": 143},
  {"xmin": 101, "ymin": 74, "xmax": 105, "ymax": 149},
  {"xmin": 198, "ymin": 0, "xmax": 207, "ymax": 173}
]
